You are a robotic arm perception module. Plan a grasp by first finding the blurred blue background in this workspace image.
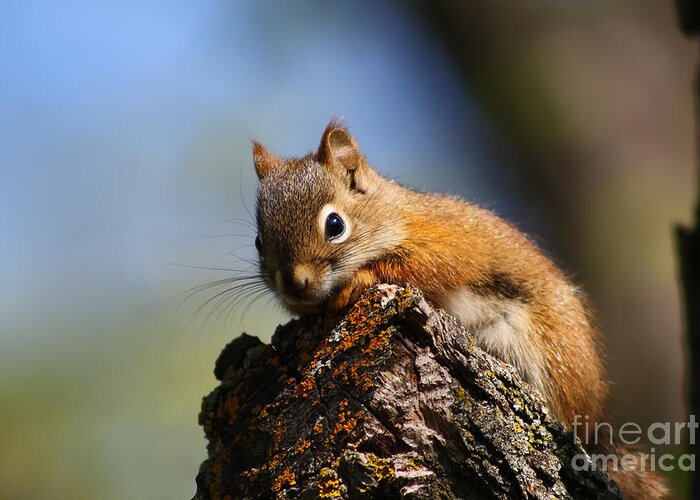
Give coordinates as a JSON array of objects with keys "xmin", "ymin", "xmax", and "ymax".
[{"xmin": 0, "ymin": 1, "xmax": 694, "ymax": 498}]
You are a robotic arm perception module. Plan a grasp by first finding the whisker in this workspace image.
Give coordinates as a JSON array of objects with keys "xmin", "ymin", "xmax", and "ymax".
[
  {"xmin": 192, "ymin": 233, "xmax": 255, "ymax": 239},
  {"xmin": 191, "ymin": 280, "xmax": 266, "ymax": 322},
  {"xmin": 166, "ymin": 263, "xmax": 250, "ymax": 272},
  {"xmin": 207, "ymin": 283, "xmax": 269, "ymax": 330},
  {"xmin": 224, "ymin": 250, "xmax": 259, "ymax": 267},
  {"xmin": 238, "ymin": 288, "xmax": 273, "ymax": 329},
  {"xmin": 218, "ymin": 218, "xmax": 256, "ymax": 229},
  {"xmin": 175, "ymin": 275, "xmax": 263, "ymax": 303},
  {"xmin": 238, "ymin": 173, "xmax": 257, "ymax": 226}
]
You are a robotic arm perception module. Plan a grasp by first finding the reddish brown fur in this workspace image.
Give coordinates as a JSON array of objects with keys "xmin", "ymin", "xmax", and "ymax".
[
  {"xmin": 252, "ymin": 121, "xmax": 668, "ymax": 498},
  {"xmin": 328, "ymin": 192, "xmax": 607, "ymax": 429}
]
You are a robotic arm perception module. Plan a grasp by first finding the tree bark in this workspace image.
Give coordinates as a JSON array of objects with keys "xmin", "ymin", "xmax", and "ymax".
[
  {"xmin": 193, "ymin": 285, "xmax": 620, "ymax": 499},
  {"xmin": 674, "ymin": 1, "xmax": 700, "ymax": 498}
]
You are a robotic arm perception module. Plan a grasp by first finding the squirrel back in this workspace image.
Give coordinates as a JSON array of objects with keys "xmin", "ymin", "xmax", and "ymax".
[{"xmin": 251, "ymin": 120, "xmax": 668, "ymax": 498}]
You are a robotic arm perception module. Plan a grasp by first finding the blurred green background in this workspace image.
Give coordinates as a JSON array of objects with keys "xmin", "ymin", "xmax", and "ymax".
[{"xmin": 0, "ymin": 1, "xmax": 695, "ymax": 498}]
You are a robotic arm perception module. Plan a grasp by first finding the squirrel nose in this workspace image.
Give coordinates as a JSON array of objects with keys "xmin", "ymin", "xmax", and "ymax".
[{"xmin": 282, "ymin": 264, "xmax": 313, "ymax": 295}]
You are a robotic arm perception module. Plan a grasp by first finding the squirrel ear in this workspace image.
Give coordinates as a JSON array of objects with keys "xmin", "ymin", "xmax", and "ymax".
[
  {"xmin": 318, "ymin": 122, "xmax": 370, "ymax": 193},
  {"xmin": 252, "ymin": 141, "xmax": 280, "ymax": 180}
]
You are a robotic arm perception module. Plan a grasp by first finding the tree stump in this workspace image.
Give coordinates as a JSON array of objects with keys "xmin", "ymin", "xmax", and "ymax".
[{"xmin": 193, "ymin": 284, "xmax": 620, "ymax": 499}]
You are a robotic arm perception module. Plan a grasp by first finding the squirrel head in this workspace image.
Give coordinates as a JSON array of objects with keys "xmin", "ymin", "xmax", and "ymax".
[{"xmin": 252, "ymin": 121, "xmax": 401, "ymax": 313}]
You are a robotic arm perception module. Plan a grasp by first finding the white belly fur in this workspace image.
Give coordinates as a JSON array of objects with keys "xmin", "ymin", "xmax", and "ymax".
[{"xmin": 436, "ymin": 288, "xmax": 548, "ymax": 400}]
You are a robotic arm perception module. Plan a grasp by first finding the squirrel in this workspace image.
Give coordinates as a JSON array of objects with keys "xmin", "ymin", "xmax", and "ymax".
[{"xmin": 250, "ymin": 120, "xmax": 668, "ymax": 498}]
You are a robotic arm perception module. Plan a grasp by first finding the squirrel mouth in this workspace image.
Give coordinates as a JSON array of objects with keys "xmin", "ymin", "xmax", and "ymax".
[
  {"xmin": 282, "ymin": 294, "xmax": 323, "ymax": 307},
  {"xmin": 280, "ymin": 293, "xmax": 323, "ymax": 306}
]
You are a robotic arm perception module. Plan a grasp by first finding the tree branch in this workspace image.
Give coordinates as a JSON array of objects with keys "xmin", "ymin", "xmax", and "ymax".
[{"xmin": 193, "ymin": 285, "xmax": 619, "ymax": 499}]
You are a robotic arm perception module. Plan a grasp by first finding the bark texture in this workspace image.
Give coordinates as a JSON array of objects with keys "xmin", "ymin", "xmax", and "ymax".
[{"xmin": 193, "ymin": 284, "xmax": 620, "ymax": 499}]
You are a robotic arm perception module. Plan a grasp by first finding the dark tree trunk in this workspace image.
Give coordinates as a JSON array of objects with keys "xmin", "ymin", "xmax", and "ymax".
[
  {"xmin": 193, "ymin": 285, "xmax": 620, "ymax": 499},
  {"xmin": 674, "ymin": 0, "xmax": 700, "ymax": 498}
]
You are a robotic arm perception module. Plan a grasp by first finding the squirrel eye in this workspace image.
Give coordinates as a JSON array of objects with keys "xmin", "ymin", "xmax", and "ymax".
[
  {"xmin": 325, "ymin": 213, "xmax": 345, "ymax": 241},
  {"xmin": 254, "ymin": 234, "xmax": 262, "ymax": 253}
]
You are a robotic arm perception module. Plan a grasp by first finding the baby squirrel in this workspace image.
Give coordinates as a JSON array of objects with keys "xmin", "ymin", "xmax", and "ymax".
[{"xmin": 251, "ymin": 120, "xmax": 667, "ymax": 498}]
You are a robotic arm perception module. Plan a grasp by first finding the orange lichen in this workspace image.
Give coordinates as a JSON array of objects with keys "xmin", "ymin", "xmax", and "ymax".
[
  {"xmin": 272, "ymin": 467, "xmax": 297, "ymax": 493},
  {"xmin": 395, "ymin": 290, "xmax": 416, "ymax": 313},
  {"xmin": 295, "ymin": 439, "xmax": 311, "ymax": 454},
  {"xmin": 329, "ymin": 409, "xmax": 358, "ymax": 443},
  {"xmin": 365, "ymin": 453, "xmax": 395, "ymax": 482},
  {"xmin": 201, "ymin": 287, "xmax": 413, "ymax": 497},
  {"xmin": 404, "ymin": 458, "xmax": 422, "ymax": 471},
  {"xmin": 317, "ymin": 468, "xmax": 342, "ymax": 498},
  {"xmin": 293, "ymin": 376, "xmax": 316, "ymax": 398},
  {"xmin": 257, "ymin": 403, "xmax": 271, "ymax": 419}
]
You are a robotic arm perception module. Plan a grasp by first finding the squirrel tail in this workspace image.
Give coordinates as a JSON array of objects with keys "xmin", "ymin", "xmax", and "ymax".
[{"xmin": 587, "ymin": 440, "xmax": 670, "ymax": 499}]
